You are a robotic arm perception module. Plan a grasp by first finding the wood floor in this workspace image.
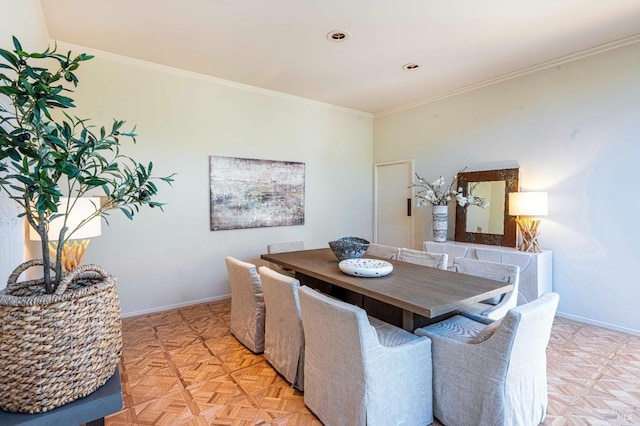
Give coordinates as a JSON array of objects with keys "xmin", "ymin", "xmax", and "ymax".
[{"xmin": 107, "ymin": 299, "xmax": 639, "ymax": 425}]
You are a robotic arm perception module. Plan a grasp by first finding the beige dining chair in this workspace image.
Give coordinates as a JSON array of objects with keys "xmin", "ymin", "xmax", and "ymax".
[
  {"xmin": 452, "ymin": 257, "xmax": 520, "ymax": 323},
  {"xmin": 266, "ymin": 241, "xmax": 305, "ymax": 277},
  {"xmin": 267, "ymin": 241, "xmax": 305, "ymax": 254},
  {"xmin": 398, "ymin": 248, "xmax": 448, "ymax": 269},
  {"xmin": 423, "ymin": 241, "xmax": 468, "ymax": 270},
  {"xmin": 258, "ymin": 266, "xmax": 305, "ymax": 390},
  {"xmin": 298, "ymin": 286, "xmax": 433, "ymax": 426},
  {"xmin": 365, "ymin": 243, "xmax": 400, "ymax": 260},
  {"xmin": 225, "ymin": 256, "xmax": 265, "ymax": 353},
  {"xmin": 414, "ymin": 292, "xmax": 559, "ymax": 426}
]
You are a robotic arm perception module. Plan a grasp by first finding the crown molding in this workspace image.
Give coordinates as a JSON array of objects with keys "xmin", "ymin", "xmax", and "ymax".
[
  {"xmin": 54, "ymin": 40, "xmax": 373, "ymax": 119},
  {"xmin": 376, "ymin": 33, "xmax": 640, "ymax": 118}
]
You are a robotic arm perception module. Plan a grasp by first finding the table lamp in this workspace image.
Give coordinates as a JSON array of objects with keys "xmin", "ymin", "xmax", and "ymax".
[
  {"xmin": 30, "ymin": 197, "xmax": 102, "ymax": 272},
  {"xmin": 508, "ymin": 192, "xmax": 548, "ymax": 253}
]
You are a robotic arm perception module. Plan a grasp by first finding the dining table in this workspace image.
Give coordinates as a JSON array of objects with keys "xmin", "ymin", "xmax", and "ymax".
[{"xmin": 261, "ymin": 248, "xmax": 513, "ymax": 331}]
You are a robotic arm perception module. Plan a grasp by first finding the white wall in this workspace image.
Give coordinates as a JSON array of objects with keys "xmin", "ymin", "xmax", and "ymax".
[
  {"xmin": 0, "ymin": 0, "xmax": 50, "ymax": 286},
  {"xmin": 374, "ymin": 42, "xmax": 640, "ymax": 335},
  {"xmin": 18, "ymin": 42, "xmax": 373, "ymax": 315}
]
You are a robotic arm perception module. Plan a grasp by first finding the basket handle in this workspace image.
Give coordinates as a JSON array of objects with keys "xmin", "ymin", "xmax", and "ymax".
[
  {"xmin": 56, "ymin": 264, "xmax": 110, "ymax": 295},
  {"xmin": 6, "ymin": 259, "xmax": 59, "ymax": 292}
]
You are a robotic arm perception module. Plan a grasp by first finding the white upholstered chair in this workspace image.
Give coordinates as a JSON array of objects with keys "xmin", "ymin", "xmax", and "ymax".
[
  {"xmin": 225, "ymin": 256, "xmax": 265, "ymax": 353},
  {"xmin": 398, "ymin": 248, "xmax": 448, "ymax": 270},
  {"xmin": 258, "ymin": 266, "xmax": 305, "ymax": 390},
  {"xmin": 298, "ymin": 286, "xmax": 433, "ymax": 426},
  {"xmin": 453, "ymin": 257, "xmax": 520, "ymax": 323},
  {"xmin": 266, "ymin": 241, "xmax": 305, "ymax": 277},
  {"xmin": 423, "ymin": 241, "xmax": 468, "ymax": 270},
  {"xmin": 414, "ymin": 292, "xmax": 559, "ymax": 426},
  {"xmin": 267, "ymin": 241, "xmax": 305, "ymax": 254},
  {"xmin": 365, "ymin": 243, "xmax": 400, "ymax": 260}
]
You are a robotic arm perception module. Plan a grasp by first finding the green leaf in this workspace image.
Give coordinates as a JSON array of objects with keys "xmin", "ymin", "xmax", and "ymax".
[
  {"xmin": 0, "ymin": 48, "xmax": 18, "ymax": 68},
  {"xmin": 120, "ymin": 207, "xmax": 133, "ymax": 220},
  {"xmin": 12, "ymin": 36, "xmax": 23, "ymax": 52},
  {"xmin": 0, "ymin": 85, "xmax": 21, "ymax": 95}
]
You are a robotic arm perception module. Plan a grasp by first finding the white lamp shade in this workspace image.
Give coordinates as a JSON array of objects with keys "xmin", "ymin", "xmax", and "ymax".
[
  {"xmin": 30, "ymin": 197, "xmax": 102, "ymax": 241},
  {"xmin": 509, "ymin": 192, "xmax": 548, "ymax": 216}
]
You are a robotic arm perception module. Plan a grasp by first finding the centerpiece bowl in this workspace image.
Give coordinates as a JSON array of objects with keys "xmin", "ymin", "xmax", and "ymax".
[{"xmin": 328, "ymin": 236, "xmax": 370, "ymax": 261}]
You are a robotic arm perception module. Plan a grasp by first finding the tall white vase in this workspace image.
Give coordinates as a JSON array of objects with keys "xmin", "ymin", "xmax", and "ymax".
[{"xmin": 432, "ymin": 205, "xmax": 448, "ymax": 243}]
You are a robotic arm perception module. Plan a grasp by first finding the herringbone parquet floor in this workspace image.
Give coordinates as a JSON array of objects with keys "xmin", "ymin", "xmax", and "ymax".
[{"xmin": 106, "ymin": 299, "xmax": 639, "ymax": 425}]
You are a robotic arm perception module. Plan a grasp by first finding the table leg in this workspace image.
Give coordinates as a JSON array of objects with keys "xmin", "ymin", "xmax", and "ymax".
[{"xmin": 402, "ymin": 310, "xmax": 414, "ymax": 331}]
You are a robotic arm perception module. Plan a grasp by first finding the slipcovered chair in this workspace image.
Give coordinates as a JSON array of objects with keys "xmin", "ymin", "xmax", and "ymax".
[
  {"xmin": 365, "ymin": 243, "xmax": 400, "ymax": 260},
  {"xmin": 398, "ymin": 248, "xmax": 448, "ymax": 270},
  {"xmin": 453, "ymin": 257, "xmax": 520, "ymax": 323},
  {"xmin": 298, "ymin": 286, "xmax": 433, "ymax": 426},
  {"xmin": 225, "ymin": 256, "xmax": 265, "ymax": 353},
  {"xmin": 267, "ymin": 241, "xmax": 305, "ymax": 254},
  {"xmin": 414, "ymin": 292, "xmax": 559, "ymax": 426},
  {"xmin": 258, "ymin": 266, "xmax": 305, "ymax": 390},
  {"xmin": 423, "ymin": 241, "xmax": 468, "ymax": 270},
  {"xmin": 266, "ymin": 241, "xmax": 305, "ymax": 277}
]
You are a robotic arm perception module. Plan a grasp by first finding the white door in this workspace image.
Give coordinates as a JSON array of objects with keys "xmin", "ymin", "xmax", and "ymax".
[{"xmin": 374, "ymin": 160, "xmax": 413, "ymax": 248}]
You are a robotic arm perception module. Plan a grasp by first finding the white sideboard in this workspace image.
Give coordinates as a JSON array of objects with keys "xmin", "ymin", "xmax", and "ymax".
[{"xmin": 424, "ymin": 241, "xmax": 552, "ymax": 305}]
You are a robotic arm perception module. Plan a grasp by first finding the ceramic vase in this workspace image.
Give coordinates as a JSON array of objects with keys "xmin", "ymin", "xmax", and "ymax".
[{"xmin": 432, "ymin": 205, "xmax": 448, "ymax": 243}]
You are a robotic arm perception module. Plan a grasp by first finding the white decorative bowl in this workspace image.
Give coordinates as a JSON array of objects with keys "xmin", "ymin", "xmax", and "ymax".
[{"xmin": 338, "ymin": 258, "xmax": 393, "ymax": 278}]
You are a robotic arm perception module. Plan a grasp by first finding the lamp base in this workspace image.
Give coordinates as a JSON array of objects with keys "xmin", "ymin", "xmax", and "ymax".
[
  {"xmin": 48, "ymin": 239, "xmax": 91, "ymax": 273},
  {"xmin": 516, "ymin": 218, "xmax": 542, "ymax": 253}
]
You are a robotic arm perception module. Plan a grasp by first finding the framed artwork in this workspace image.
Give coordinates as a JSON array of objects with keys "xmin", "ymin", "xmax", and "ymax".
[{"xmin": 209, "ymin": 155, "xmax": 305, "ymax": 231}]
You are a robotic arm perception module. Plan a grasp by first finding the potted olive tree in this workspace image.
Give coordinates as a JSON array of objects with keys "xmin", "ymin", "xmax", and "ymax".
[{"xmin": 0, "ymin": 37, "xmax": 174, "ymax": 413}]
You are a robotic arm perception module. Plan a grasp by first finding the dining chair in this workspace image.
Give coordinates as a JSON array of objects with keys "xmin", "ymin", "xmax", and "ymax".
[
  {"xmin": 298, "ymin": 286, "xmax": 433, "ymax": 426},
  {"xmin": 267, "ymin": 241, "xmax": 305, "ymax": 254},
  {"xmin": 413, "ymin": 292, "xmax": 559, "ymax": 426},
  {"xmin": 423, "ymin": 241, "xmax": 468, "ymax": 269},
  {"xmin": 398, "ymin": 248, "xmax": 448, "ymax": 269},
  {"xmin": 225, "ymin": 256, "xmax": 265, "ymax": 353},
  {"xmin": 266, "ymin": 241, "xmax": 305, "ymax": 277},
  {"xmin": 453, "ymin": 256, "xmax": 520, "ymax": 323},
  {"xmin": 365, "ymin": 243, "xmax": 400, "ymax": 260},
  {"xmin": 258, "ymin": 266, "xmax": 305, "ymax": 390}
]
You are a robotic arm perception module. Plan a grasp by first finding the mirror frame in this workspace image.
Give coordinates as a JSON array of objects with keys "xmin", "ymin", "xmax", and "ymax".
[{"xmin": 454, "ymin": 168, "xmax": 519, "ymax": 247}]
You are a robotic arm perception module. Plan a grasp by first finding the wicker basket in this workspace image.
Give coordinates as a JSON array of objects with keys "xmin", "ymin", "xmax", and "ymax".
[{"xmin": 0, "ymin": 260, "xmax": 122, "ymax": 414}]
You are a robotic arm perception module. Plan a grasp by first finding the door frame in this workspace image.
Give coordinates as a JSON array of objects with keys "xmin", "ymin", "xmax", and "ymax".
[{"xmin": 373, "ymin": 159, "xmax": 415, "ymax": 247}]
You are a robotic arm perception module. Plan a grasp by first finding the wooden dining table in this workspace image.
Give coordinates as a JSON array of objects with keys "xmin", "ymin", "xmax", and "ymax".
[{"xmin": 261, "ymin": 248, "xmax": 513, "ymax": 331}]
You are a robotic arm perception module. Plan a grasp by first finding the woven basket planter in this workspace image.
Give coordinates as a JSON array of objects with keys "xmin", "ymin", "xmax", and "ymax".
[{"xmin": 0, "ymin": 260, "xmax": 122, "ymax": 414}]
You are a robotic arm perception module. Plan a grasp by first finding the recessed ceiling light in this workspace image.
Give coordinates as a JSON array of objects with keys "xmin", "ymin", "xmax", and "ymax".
[
  {"xmin": 326, "ymin": 30, "xmax": 351, "ymax": 42},
  {"xmin": 402, "ymin": 62, "xmax": 421, "ymax": 71}
]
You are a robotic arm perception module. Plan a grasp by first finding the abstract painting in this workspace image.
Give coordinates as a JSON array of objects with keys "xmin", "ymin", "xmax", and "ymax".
[{"xmin": 209, "ymin": 155, "xmax": 305, "ymax": 231}]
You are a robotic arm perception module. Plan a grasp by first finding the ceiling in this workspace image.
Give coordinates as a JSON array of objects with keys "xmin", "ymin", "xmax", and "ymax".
[{"xmin": 39, "ymin": 0, "xmax": 640, "ymax": 114}]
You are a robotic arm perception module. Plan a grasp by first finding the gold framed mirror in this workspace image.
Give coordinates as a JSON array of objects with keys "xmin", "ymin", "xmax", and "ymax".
[{"xmin": 454, "ymin": 168, "xmax": 519, "ymax": 247}]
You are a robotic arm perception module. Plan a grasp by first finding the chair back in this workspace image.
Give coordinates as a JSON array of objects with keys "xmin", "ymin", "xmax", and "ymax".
[
  {"xmin": 266, "ymin": 241, "xmax": 305, "ymax": 276},
  {"xmin": 258, "ymin": 266, "xmax": 305, "ymax": 390},
  {"xmin": 267, "ymin": 241, "xmax": 305, "ymax": 254},
  {"xmin": 453, "ymin": 256, "xmax": 520, "ymax": 310},
  {"xmin": 424, "ymin": 241, "xmax": 468, "ymax": 269},
  {"xmin": 225, "ymin": 256, "xmax": 265, "ymax": 353},
  {"xmin": 366, "ymin": 243, "xmax": 400, "ymax": 260},
  {"xmin": 298, "ymin": 286, "xmax": 378, "ymax": 425},
  {"xmin": 498, "ymin": 292, "xmax": 559, "ymax": 360},
  {"xmin": 398, "ymin": 248, "xmax": 448, "ymax": 269},
  {"xmin": 491, "ymin": 292, "xmax": 559, "ymax": 424}
]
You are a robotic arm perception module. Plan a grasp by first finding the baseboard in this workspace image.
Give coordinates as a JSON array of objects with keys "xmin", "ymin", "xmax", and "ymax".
[
  {"xmin": 556, "ymin": 311, "xmax": 639, "ymax": 337},
  {"xmin": 121, "ymin": 294, "xmax": 231, "ymax": 318}
]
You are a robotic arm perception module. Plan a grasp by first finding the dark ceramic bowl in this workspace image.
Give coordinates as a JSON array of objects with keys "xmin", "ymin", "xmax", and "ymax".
[{"xmin": 328, "ymin": 236, "xmax": 370, "ymax": 261}]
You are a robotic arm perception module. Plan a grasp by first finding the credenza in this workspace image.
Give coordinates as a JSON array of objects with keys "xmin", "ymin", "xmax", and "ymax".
[{"xmin": 424, "ymin": 240, "xmax": 552, "ymax": 305}]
